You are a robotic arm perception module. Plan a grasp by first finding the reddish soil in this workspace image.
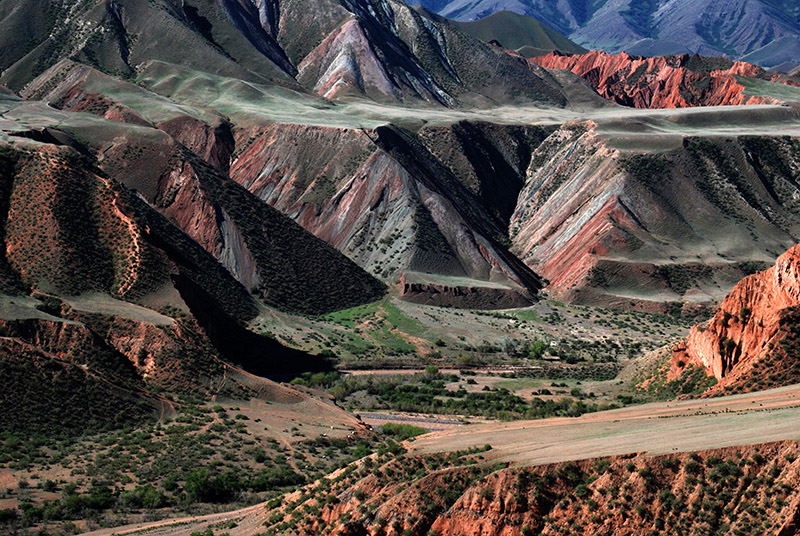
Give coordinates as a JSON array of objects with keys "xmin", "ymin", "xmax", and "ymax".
[{"xmin": 531, "ymin": 50, "xmax": 782, "ymax": 108}]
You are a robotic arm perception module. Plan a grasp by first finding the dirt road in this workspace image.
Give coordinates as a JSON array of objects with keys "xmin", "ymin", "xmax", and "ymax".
[
  {"xmin": 358, "ymin": 411, "xmax": 470, "ymax": 431},
  {"xmin": 410, "ymin": 383, "xmax": 800, "ymax": 465},
  {"xmin": 79, "ymin": 502, "xmax": 266, "ymax": 536}
]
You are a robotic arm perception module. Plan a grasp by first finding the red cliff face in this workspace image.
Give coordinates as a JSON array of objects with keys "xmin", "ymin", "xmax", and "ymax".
[
  {"xmin": 158, "ymin": 116, "xmax": 235, "ymax": 173},
  {"xmin": 675, "ymin": 244, "xmax": 800, "ymax": 391},
  {"xmin": 531, "ymin": 50, "xmax": 780, "ymax": 108},
  {"xmin": 510, "ymin": 124, "xmax": 800, "ymax": 311}
]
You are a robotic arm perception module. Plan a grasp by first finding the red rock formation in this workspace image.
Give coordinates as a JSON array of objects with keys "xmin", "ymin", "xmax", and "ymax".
[
  {"xmin": 674, "ymin": 244, "xmax": 800, "ymax": 390},
  {"xmin": 0, "ymin": 310, "xmax": 222, "ymax": 394},
  {"xmin": 229, "ymin": 123, "xmax": 542, "ymax": 292},
  {"xmin": 158, "ymin": 116, "xmax": 235, "ymax": 173},
  {"xmin": 531, "ymin": 50, "xmax": 781, "ymax": 108},
  {"xmin": 510, "ymin": 123, "xmax": 800, "ymax": 311},
  {"xmin": 510, "ymin": 124, "xmax": 645, "ymax": 303},
  {"xmin": 255, "ymin": 441, "xmax": 800, "ymax": 536},
  {"xmin": 57, "ymin": 87, "xmax": 153, "ymax": 127},
  {"xmin": 298, "ymin": 19, "xmax": 399, "ymax": 100}
]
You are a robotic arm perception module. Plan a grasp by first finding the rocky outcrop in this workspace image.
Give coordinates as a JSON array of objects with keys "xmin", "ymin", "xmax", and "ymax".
[
  {"xmin": 229, "ymin": 122, "xmax": 545, "ymax": 295},
  {"xmin": 398, "ymin": 272, "xmax": 534, "ymax": 309},
  {"xmin": 530, "ymin": 50, "xmax": 783, "ymax": 108},
  {"xmin": 673, "ymin": 244, "xmax": 800, "ymax": 391},
  {"xmin": 149, "ymin": 145, "xmax": 386, "ymax": 315},
  {"xmin": 511, "ymin": 124, "xmax": 625, "ymax": 300}
]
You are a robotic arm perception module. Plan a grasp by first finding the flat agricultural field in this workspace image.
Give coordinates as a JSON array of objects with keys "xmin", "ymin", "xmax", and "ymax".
[{"xmin": 409, "ymin": 383, "xmax": 800, "ymax": 465}]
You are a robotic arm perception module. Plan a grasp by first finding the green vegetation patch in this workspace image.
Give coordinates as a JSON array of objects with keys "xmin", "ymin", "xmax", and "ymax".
[
  {"xmin": 640, "ymin": 360, "xmax": 718, "ymax": 401},
  {"xmin": 381, "ymin": 423, "xmax": 430, "ymax": 440},
  {"xmin": 328, "ymin": 370, "xmax": 615, "ymax": 420}
]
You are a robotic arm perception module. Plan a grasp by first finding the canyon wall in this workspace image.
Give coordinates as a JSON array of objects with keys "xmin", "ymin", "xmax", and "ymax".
[{"xmin": 674, "ymin": 244, "xmax": 800, "ymax": 393}]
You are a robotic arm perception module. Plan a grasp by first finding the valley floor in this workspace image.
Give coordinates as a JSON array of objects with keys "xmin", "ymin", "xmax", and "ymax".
[{"xmin": 77, "ymin": 383, "xmax": 800, "ymax": 536}]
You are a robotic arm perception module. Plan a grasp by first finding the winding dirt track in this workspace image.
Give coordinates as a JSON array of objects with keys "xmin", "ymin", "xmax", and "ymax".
[
  {"xmin": 78, "ymin": 502, "xmax": 268, "ymax": 536},
  {"xmin": 410, "ymin": 383, "xmax": 800, "ymax": 465},
  {"xmin": 80, "ymin": 383, "xmax": 800, "ymax": 536}
]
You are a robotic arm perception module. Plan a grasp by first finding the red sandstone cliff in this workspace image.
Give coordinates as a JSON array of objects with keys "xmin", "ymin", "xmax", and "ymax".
[
  {"xmin": 674, "ymin": 244, "xmax": 800, "ymax": 392},
  {"xmin": 531, "ymin": 50, "xmax": 781, "ymax": 108}
]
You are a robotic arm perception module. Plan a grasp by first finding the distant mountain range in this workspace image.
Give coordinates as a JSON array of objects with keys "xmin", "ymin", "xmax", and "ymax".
[
  {"xmin": 437, "ymin": 9, "xmax": 587, "ymax": 57},
  {"xmin": 407, "ymin": 0, "xmax": 800, "ymax": 70}
]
